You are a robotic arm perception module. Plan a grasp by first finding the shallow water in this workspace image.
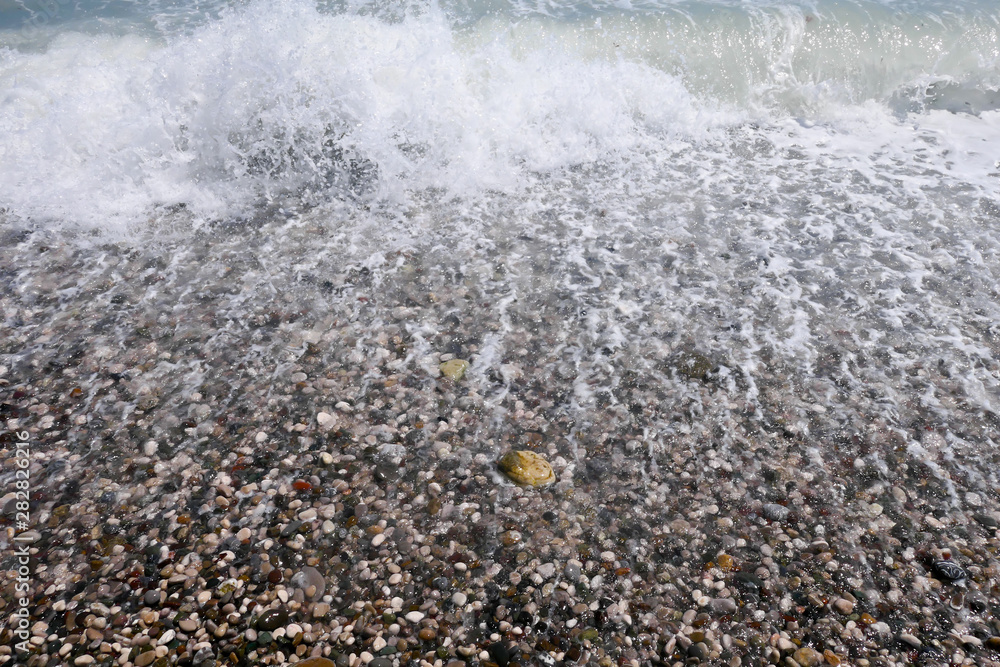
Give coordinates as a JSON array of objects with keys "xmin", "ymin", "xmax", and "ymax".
[{"xmin": 2, "ymin": 0, "xmax": 1000, "ymax": 487}]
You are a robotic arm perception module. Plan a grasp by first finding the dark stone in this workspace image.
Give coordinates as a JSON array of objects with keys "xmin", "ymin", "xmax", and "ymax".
[
  {"xmin": 931, "ymin": 560, "xmax": 967, "ymax": 582},
  {"xmin": 280, "ymin": 521, "xmax": 303, "ymax": 537},
  {"xmin": 487, "ymin": 642, "xmax": 510, "ymax": 667},
  {"xmin": 688, "ymin": 642, "xmax": 710, "ymax": 660},
  {"xmin": 255, "ymin": 607, "xmax": 288, "ymax": 631}
]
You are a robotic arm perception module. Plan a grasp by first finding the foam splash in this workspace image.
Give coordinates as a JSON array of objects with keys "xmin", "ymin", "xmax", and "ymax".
[{"xmin": 0, "ymin": 0, "xmax": 998, "ymax": 230}]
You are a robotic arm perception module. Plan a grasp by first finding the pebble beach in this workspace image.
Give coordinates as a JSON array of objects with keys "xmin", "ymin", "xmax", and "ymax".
[
  {"xmin": 2, "ymin": 211, "xmax": 1000, "ymax": 667},
  {"xmin": 3, "ymin": 0, "xmax": 1000, "ymax": 665}
]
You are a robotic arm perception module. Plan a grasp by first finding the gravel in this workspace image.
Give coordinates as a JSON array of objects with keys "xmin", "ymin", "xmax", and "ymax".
[{"xmin": 2, "ymin": 221, "xmax": 1000, "ymax": 667}]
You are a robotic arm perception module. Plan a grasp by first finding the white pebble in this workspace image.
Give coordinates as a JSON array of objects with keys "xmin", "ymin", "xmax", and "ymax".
[{"xmin": 404, "ymin": 611, "xmax": 425, "ymax": 623}]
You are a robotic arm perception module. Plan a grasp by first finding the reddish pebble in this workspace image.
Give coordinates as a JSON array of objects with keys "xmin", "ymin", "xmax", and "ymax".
[
  {"xmin": 268, "ymin": 569, "xmax": 283, "ymax": 584},
  {"xmin": 293, "ymin": 480, "xmax": 312, "ymax": 491}
]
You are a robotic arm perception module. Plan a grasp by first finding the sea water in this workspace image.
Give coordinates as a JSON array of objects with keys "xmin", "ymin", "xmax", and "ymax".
[{"xmin": 2, "ymin": 0, "xmax": 999, "ymax": 487}]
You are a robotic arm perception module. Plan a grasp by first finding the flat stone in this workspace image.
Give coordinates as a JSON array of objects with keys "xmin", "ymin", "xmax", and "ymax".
[
  {"xmin": 255, "ymin": 608, "xmax": 288, "ymax": 631},
  {"xmin": 317, "ymin": 412, "xmax": 336, "ymax": 429},
  {"xmin": 792, "ymin": 647, "xmax": 822, "ymax": 667},
  {"xmin": 833, "ymin": 598, "xmax": 854, "ymax": 615},
  {"xmin": 898, "ymin": 633, "xmax": 922, "ymax": 648},
  {"xmin": 536, "ymin": 563, "xmax": 556, "ymax": 579},
  {"xmin": 439, "ymin": 359, "xmax": 470, "ymax": 381},
  {"xmin": 134, "ymin": 652, "xmax": 157, "ymax": 667},
  {"xmin": 404, "ymin": 611, "xmax": 425, "ymax": 623},
  {"xmin": 295, "ymin": 659, "xmax": 337, "ymax": 667},
  {"xmin": 709, "ymin": 598, "xmax": 738, "ymax": 614},
  {"xmin": 673, "ymin": 350, "xmax": 714, "ymax": 380},
  {"xmin": 762, "ymin": 503, "xmax": 789, "ymax": 521},
  {"xmin": 498, "ymin": 450, "xmax": 555, "ymax": 487}
]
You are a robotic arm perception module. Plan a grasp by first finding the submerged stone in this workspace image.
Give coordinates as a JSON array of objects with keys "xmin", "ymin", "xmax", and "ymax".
[
  {"xmin": 673, "ymin": 350, "xmax": 714, "ymax": 380},
  {"xmin": 498, "ymin": 450, "xmax": 555, "ymax": 487},
  {"xmin": 439, "ymin": 359, "xmax": 470, "ymax": 381}
]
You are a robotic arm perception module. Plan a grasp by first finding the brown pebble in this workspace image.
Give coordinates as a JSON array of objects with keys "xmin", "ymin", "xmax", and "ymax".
[
  {"xmin": 134, "ymin": 651, "xmax": 157, "ymax": 667},
  {"xmin": 418, "ymin": 627, "xmax": 438, "ymax": 641},
  {"xmin": 294, "ymin": 659, "xmax": 337, "ymax": 667}
]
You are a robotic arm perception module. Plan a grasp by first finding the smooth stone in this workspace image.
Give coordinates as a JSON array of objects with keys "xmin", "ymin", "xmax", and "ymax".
[
  {"xmin": 497, "ymin": 450, "xmax": 555, "ymax": 487},
  {"xmin": 536, "ymin": 562, "xmax": 556, "ymax": 579},
  {"xmin": 709, "ymin": 598, "xmax": 738, "ymax": 614},
  {"xmin": 404, "ymin": 611, "xmax": 425, "ymax": 623},
  {"xmin": 255, "ymin": 608, "xmax": 288, "ymax": 631},
  {"xmin": 439, "ymin": 359, "xmax": 470, "ymax": 381},
  {"xmin": 762, "ymin": 503, "xmax": 790, "ymax": 521},
  {"xmin": 931, "ymin": 560, "xmax": 967, "ymax": 581},
  {"xmin": 673, "ymin": 350, "xmax": 714, "ymax": 379},
  {"xmin": 833, "ymin": 598, "xmax": 854, "ymax": 615},
  {"xmin": 369, "ymin": 659, "xmax": 394, "ymax": 667},
  {"xmin": 296, "ymin": 659, "xmax": 337, "ymax": 667},
  {"xmin": 898, "ymin": 633, "xmax": 922, "ymax": 648},
  {"xmin": 793, "ymin": 647, "xmax": 822, "ymax": 667},
  {"xmin": 451, "ymin": 592, "xmax": 467, "ymax": 606}
]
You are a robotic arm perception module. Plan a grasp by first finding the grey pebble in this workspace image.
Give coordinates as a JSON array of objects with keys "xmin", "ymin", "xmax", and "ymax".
[
  {"xmin": 709, "ymin": 598, "xmax": 738, "ymax": 614},
  {"xmin": 762, "ymin": 503, "xmax": 789, "ymax": 521}
]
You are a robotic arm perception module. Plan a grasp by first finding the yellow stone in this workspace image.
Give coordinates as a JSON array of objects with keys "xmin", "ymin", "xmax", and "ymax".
[
  {"xmin": 717, "ymin": 554, "xmax": 735, "ymax": 572},
  {"xmin": 497, "ymin": 450, "xmax": 555, "ymax": 487},
  {"xmin": 439, "ymin": 359, "xmax": 470, "ymax": 381},
  {"xmin": 792, "ymin": 647, "xmax": 822, "ymax": 667}
]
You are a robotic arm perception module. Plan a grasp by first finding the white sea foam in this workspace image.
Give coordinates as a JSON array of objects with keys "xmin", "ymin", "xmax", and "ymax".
[
  {"xmin": 1, "ymin": 0, "xmax": 997, "ymax": 229},
  {"xmin": 1, "ymin": 0, "xmax": 999, "ymax": 482}
]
